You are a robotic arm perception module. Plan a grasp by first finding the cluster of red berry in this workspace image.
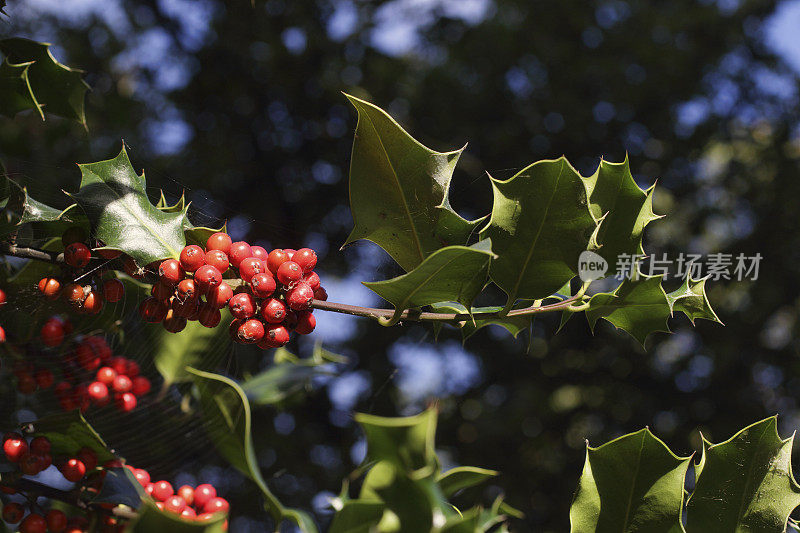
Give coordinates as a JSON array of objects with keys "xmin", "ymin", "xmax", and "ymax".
[
  {"xmin": 35, "ymin": 227, "xmax": 126, "ymax": 316},
  {"xmin": 0, "ymin": 288, "xmax": 6, "ymax": 343},
  {"xmin": 127, "ymin": 467, "xmax": 228, "ymax": 525},
  {"xmin": 138, "ymin": 232, "xmax": 326, "ymax": 348},
  {"xmin": 1, "ymin": 434, "xmax": 100, "ymax": 532},
  {"xmin": 13, "ymin": 331, "xmax": 150, "ymax": 413}
]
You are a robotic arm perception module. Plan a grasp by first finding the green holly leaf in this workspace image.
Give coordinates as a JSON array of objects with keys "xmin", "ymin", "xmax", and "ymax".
[
  {"xmin": 0, "ymin": 59, "xmax": 42, "ymax": 119},
  {"xmin": 569, "ymin": 428, "xmax": 691, "ymax": 533},
  {"xmin": 686, "ymin": 417, "xmax": 800, "ymax": 533},
  {"xmin": 156, "ymin": 191, "xmax": 187, "ymax": 213},
  {"xmin": 437, "ymin": 466, "xmax": 499, "ymax": 498},
  {"xmin": 667, "ymin": 275, "xmax": 721, "ymax": 325},
  {"xmin": 363, "ymin": 240, "xmax": 494, "ymax": 319},
  {"xmin": 0, "ymin": 175, "xmax": 72, "ymax": 237},
  {"xmin": 240, "ymin": 357, "xmax": 336, "ymax": 406},
  {"xmin": 479, "ymin": 157, "xmax": 596, "ymax": 307},
  {"xmin": 92, "ymin": 467, "xmax": 146, "ymax": 509},
  {"xmin": 585, "ymin": 157, "xmax": 661, "ymax": 267},
  {"xmin": 354, "ymin": 407, "xmax": 438, "ymax": 476},
  {"xmin": 343, "ymin": 94, "xmax": 481, "ymax": 272},
  {"xmin": 129, "ymin": 501, "xmax": 227, "ymax": 532},
  {"xmin": 154, "ymin": 319, "xmax": 230, "ymax": 385},
  {"xmin": 358, "ymin": 461, "xmax": 439, "ymax": 531},
  {"xmin": 0, "ymin": 38, "xmax": 89, "ymax": 124},
  {"xmin": 329, "ymin": 501, "xmax": 385, "ymax": 533},
  {"xmin": 70, "ymin": 145, "xmax": 187, "ymax": 265},
  {"xmin": 585, "ymin": 274, "xmax": 671, "ymax": 346},
  {"xmin": 186, "ymin": 368, "xmax": 317, "ymax": 532},
  {"xmin": 30, "ymin": 410, "xmax": 115, "ymax": 464},
  {"xmin": 441, "ymin": 508, "xmax": 482, "ymax": 533}
]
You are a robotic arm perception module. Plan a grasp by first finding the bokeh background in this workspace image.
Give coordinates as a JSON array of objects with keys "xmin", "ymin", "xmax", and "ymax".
[{"xmin": 2, "ymin": 0, "xmax": 800, "ymax": 531}]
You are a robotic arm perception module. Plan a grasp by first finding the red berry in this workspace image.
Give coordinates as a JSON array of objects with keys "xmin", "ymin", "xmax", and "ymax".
[
  {"xmin": 63, "ymin": 283, "xmax": 86, "ymax": 306},
  {"xmin": 116, "ymin": 392, "xmax": 137, "ymax": 412},
  {"xmin": 165, "ymin": 495, "xmax": 187, "ymax": 514},
  {"xmin": 64, "ymin": 242, "xmax": 91, "ymax": 268},
  {"xmin": 82, "ymin": 290, "xmax": 104, "ymax": 315},
  {"xmin": 110, "ymin": 356, "xmax": 128, "ymax": 376},
  {"xmin": 237, "ymin": 319, "xmax": 265, "ymax": 343},
  {"xmin": 284, "ymin": 248, "xmax": 296, "ymax": 259},
  {"xmin": 41, "ymin": 318, "xmax": 65, "ymax": 347},
  {"xmin": 2, "ymin": 434, "xmax": 27, "ymax": 462},
  {"xmin": 46, "ymin": 510, "xmax": 67, "ymax": 533},
  {"xmin": 206, "ymin": 232, "xmax": 232, "ymax": 254},
  {"xmin": 250, "ymin": 272, "xmax": 276, "ymax": 298},
  {"xmin": 176, "ymin": 279, "xmax": 198, "ymax": 302},
  {"xmin": 17, "ymin": 372, "xmax": 37, "ymax": 394},
  {"xmin": 30, "ymin": 436, "xmax": 51, "ymax": 455},
  {"xmin": 54, "ymin": 381, "xmax": 72, "ymax": 398},
  {"xmin": 2, "ymin": 502, "xmax": 24, "ymax": 523},
  {"xmin": 228, "ymin": 319, "xmax": 242, "ymax": 340},
  {"xmin": 163, "ymin": 309, "xmax": 188, "ymax": 333},
  {"xmin": 132, "ymin": 376, "xmax": 151, "ymax": 396},
  {"xmin": 228, "ymin": 241, "xmax": 252, "ymax": 268},
  {"xmin": 151, "ymin": 480, "xmax": 174, "ymax": 501},
  {"xmin": 151, "ymin": 282, "xmax": 174, "ymax": 301},
  {"xmin": 172, "ymin": 298, "xmax": 198, "ymax": 319},
  {"xmin": 87, "ymin": 381, "xmax": 109, "ymax": 404},
  {"xmin": 203, "ymin": 497, "xmax": 230, "ymax": 515},
  {"xmin": 265, "ymin": 325, "xmax": 290, "ymax": 347},
  {"xmin": 77, "ymin": 447, "xmax": 98, "ymax": 471},
  {"xmin": 34, "ymin": 368, "xmax": 54, "ymax": 389},
  {"xmin": 193, "ymin": 484, "xmax": 217, "ymax": 509},
  {"xmin": 250, "ymin": 245, "xmax": 268, "ymax": 260},
  {"xmin": 38, "ymin": 276, "xmax": 62, "ymax": 299},
  {"xmin": 20, "ymin": 513, "xmax": 47, "ymax": 533},
  {"xmin": 194, "ymin": 265, "xmax": 222, "ymax": 294},
  {"xmin": 112, "ymin": 375, "xmax": 133, "ymax": 393},
  {"xmin": 198, "ymin": 305, "xmax": 222, "ymax": 328},
  {"xmin": 76, "ymin": 344, "xmax": 101, "ymax": 371},
  {"xmin": 177, "ymin": 485, "xmax": 195, "ymax": 506},
  {"xmin": 267, "ymin": 249, "xmax": 290, "ymax": 274},
  {"xmin": 20, "ymin": 452, "xmax": 44, "ymax": 475},
  {"xmin": 276, "ymin": 261, "xmax": 302, "ymax": 286},
  {"xmin": 139, "ymin": 297, "xmax": 169, "ymax": 323},
  {"xmin": 205, "ymin": 250, "xmax": 230, "ymax": 273},
  {"xmin": 293, "ymin": 248, "xmax": 317, "ymax": 273},
  {"xmin": 286, "ymin": 282, "xmax": 314, "ymax": 310},
  {"xmin": 102, "ymin": 278, "xmax": 124, "ymax": 302},
  {"xmin": 96, "ymin": 366, "xmax": 117, "ymax": 385},
  {"xmin": 295, "ymin": 311, "xmax": 316, "ymax": 335},
  {"xmin": 206, "ymin": 283, "xmax": 233, "ymax": 308},
  {"xmin": 0, "ymin": 325, "xmax": 5, "ymax": 342},
  {"xmin": 133, "ymin": 468, "xmax": 150, "ymax": 486},
  {"xmin": 61, "ymin": 458, "xmax": 86, "ymax": 482},
  {"xmin": 228, "ymin": 293, "xmax": 256, "ymax": 319},
  {"xmin": 303, "ymin": 271, "xmax": 321, "ymax": 290},
  {"xmin": 159, "ymin": 259, "xmax": 185, "ymax": 286},
  {"xmin": 180, "ymin": 245, "xmax": 206, "ymax": 272},
  {"xmin": 127, "ymin": 359, "xmax": 140, "ymax": 378},
  {"xmin": 261, "ymin": 298, "xmax": 287, "ymax": 323},
  {"xmin": 180, "ymin": 507, "xmax": 197, "ymax": 520},
  {"xmin": 238, "ymin": 257, "xmax": 267, "ymax": 283},
  {"xmin": 314, "ymin": 287, "xmax": 328, "ymax": 301}
]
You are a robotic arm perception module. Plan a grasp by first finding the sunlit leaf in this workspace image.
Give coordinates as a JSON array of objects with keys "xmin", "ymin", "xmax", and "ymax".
[
  {"xmin": 354, "ymin": 408, "xmax": 438, "ymax": 476},
  {"xmin": 70, "ymin": 145, "xmax": 187, "ymax": 265},
  {"xmin": 479, "ymin": 157, "xmax": 596, "ymax": 307},
  {"xmin": 687, "ymin": 417, "xmax": 800, "ymax": 533},
  {"xmin": 569, "ymin": 428, "xmax": 691, "ymax": 533},
  {"xmin": 343, "ymin": 94, "xmax": 481, "ymax": 272},
  {"xmin": 667, "ymin": 275, "xmax": 721, "ymax": 325},
  {"xmin": 437, "ymin": 466, "xmax": 499, "ymax": 498}
]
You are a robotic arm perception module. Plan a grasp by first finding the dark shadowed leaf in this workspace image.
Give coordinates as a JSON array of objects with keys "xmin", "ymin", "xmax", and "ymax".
[{"xmin": 30, "ymin": 410, "xmax": 115, "ymax": 463}]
